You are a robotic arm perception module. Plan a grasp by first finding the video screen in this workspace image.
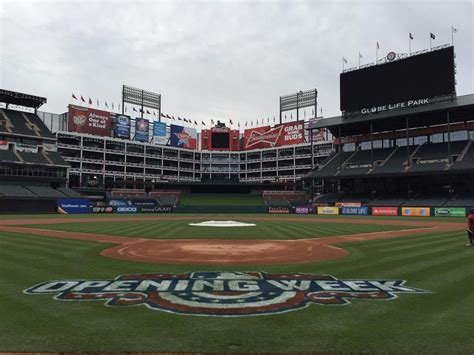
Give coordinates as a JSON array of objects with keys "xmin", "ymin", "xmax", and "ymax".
[
  {"xmin": 211, "ymin": 132, "xmax": 230, "ymax": 148},
  {"xmin": 340, "ymin": 46, "xmax": 455, "ymax": 112}
]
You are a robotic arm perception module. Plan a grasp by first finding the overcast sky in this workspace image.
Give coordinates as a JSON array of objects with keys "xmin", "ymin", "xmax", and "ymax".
[{"xmin": 0, "ymin": 0, "xmax": 472, "ymax": 126}]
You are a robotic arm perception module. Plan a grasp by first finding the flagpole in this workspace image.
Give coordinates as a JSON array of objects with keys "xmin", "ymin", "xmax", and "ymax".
[
  {"xmin": 342, "ymin": 57, "xmax": 344, "ymax": 71},
  {"xmin": 409, "ymin": 35, "xmax": 411, "ymax": 55}
]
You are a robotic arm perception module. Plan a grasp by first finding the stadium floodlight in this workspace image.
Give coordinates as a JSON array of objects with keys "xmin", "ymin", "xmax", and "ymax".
[
  {"xmin": 122, "ymin": 85, "xmax": 161, "ymax": 120},
  {"xmin": 279, "ymin": 88, "xmax": 317, "ymax": 124}
]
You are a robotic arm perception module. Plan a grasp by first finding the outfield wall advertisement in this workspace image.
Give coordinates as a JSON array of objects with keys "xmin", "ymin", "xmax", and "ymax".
[
  {"xmin": 434, "ymin": 207, "xmax": 466, "ymax": 217},
  {"xmin": 268, "ymin": 206, "xmax": 290, "ymax": 214},
  {"xmin": 68, "ymin": 105, "xmax": 111, "ymax": 136},
  {"xmin": 170, "ymin": 124, "xmax": 197, "ymax": 150},
  {"xmin": 57, "ymin": 198, "xmax": 91, "ymax": 214},
  {"xmin": 371, "ymin": 207, "xmax": 399, "ymax": 216},
  {"xmin": 243, "ymin": 121, "xmax": 304, "ymax": 150},
  {"xmin": 341, "ymin": 206, "xmax": 369, "ymax": 215},
  {"xmin": 317, "ymin": 206, "xmax": 339, "ymax": 215},
  {"xmin": 402, "ymin": 207, "xmax": 431, "ymax": 217}
]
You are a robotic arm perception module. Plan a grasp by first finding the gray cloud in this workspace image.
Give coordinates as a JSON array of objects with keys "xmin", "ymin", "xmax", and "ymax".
[{"xmin": 0, "ymin": 0, "xmax": 472, "ymax": 125}]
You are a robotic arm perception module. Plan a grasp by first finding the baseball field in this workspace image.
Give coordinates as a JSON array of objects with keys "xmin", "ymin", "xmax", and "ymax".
[{"xmin": 0, "ymin": 213, "xmax": 473, "ymax": 353}]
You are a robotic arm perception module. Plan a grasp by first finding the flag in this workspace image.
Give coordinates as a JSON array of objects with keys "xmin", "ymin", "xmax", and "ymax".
[
  {"xmin": 88, "ymin": 97, "xmax": 92, "ymax": 105},
  {"xmin": 430, "ymin": 33, "xmax": 435, "ymax": 40},
  {"xmin": 211, "ymin": 119, "xmax": 215, "ymax": 125},
  {"xmin": 178, "ymin": 117, "xmax": 182, "ymax": 121},
  {"xmin": 359, "ymin": 52, "xmax": 363, "ymax": 59},
  {"xmin": 72, "ymin": 93, "xmax": 77, "ymax": 100},
  {"xmin": 245, "ymin": 121, "xmax": 248, "ymax": 127},
  {"xmin": 238, "ymin": 122, "xmax": 240, "ymax": 127},
  {"xmin": 112, "ymin": 103, "xmax": 114, "ymax": 110},
  {"xmin": 96, "ymin": 99, "xmax": 99, "ymax": 107},
  {"xmin": 343, "ymin": 57, "xmax": 347, "ymax": 64},
  {"xmin": 81, "ymin": 96, "xmax": 85, "ymax": 103},
  {"xmin": 172, "ymin": 116, "xmax": 175, "ymax": 120},
  {"xmin": 409, "ymin": 33, "xmax": 414, "ymax": 40},
  {"xmin": 118, "ymin": 104, "xmax": 121, "ymax": 112},
  {"xmin": 194, "ymin": 120, "xmax": 198, "ymax": 125},
  {"xmin": 377, "ymin": 42, "xmax": 380, "ymax": 49},
  {"xmin": 133, "ymin": 107, "xmax": 137, "ymax": 112},
  {"xmin": 452, "ymin": 26, "xmax": 458, "ymax": 33},
  {"xmin": 230, "ymin": 119, "xmax": 233, "ymax": 125},
  {"xmin": 146, "ymin": 109, "xmax": 151, "ymax": 114},
  {"xmin": 273, "ymin": 116, "xmax": 275, "ymax": 123},
  {"xmin": 153, "ymin": 111, "xmax": 156, "ymax": 116},
  {"xmin": 201, "ymin": 121, "xmax": 205, "ymax": 125},
  {"xmin": 105, "ymin": 101, "xmax": 109, "ymax": 108}
]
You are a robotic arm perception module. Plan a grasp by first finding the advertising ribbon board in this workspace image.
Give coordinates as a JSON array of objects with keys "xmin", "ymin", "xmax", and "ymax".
[
  {"xmin": 401, "ymin": 207, "xmax": 431, "ymax": 217},
  {"xmin": 371, "ymin": 207, "xmax": 399, "ymax": 216},
  {"xmin": 57, "ymin": 198, "xmax": 91, "ymax": 214},
  {"xmin": 341, "ymin": 206, "xmax": 369, "ymax": 215},
  {"xmin": 317, "ymin": 207, "xmax": 339, "ymax": 215},
  {"xmin": 434, "ymin": 207, "xmax": 466, "ymax": 217}
]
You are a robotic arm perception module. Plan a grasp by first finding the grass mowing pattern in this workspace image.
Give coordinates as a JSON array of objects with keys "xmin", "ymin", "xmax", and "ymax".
[
  {"xmin": 24, "ymin": 219, "xmax": 416, "ymax": 240},
  {"xmin": 0, "ymin": 216, "xmax": 473, "ymax": 352},
  {"xmin": 178, "ymin": 193, "xmax": 265, "ymax": 206}
]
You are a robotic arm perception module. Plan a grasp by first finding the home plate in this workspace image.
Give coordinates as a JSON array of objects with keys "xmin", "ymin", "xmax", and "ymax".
[{"xmin": 188, "ymin": 220, "xmax": 256, "ymax": 227}]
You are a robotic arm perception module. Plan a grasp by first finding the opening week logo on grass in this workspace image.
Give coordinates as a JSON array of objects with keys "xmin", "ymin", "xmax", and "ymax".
[{"xmin": 24, "ymin": 272, "xmax": 429, "ymax": 317}]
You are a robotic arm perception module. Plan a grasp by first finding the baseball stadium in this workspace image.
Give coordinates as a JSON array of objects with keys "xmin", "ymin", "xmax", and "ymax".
[{"xmin": 1, "ymin": 6, "xmax": 474, "ymax": 354}]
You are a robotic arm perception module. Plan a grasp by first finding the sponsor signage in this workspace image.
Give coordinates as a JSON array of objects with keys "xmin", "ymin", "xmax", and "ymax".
[
  {"xmin": 92, "ymin": 206, "xmax": 113, "ymax": 213},
  {"xmin": 434, "ymin": 207, "xmax": 466, "ymax": 218},
  {"xmin": 294, "ymin": 206, "xmax": 315, "ymax": 214},
  {"xmin": 57, "ymin": 198, "xmax": 91, "ymax": 214},
  {"xmin": 139, "ymin": 206, "xmax": 174, "ymax": 213},
  {"xmin": 336, "ymin": 202, "xmax": 362, "ymax": 208},
  {"xmin": 243, "ymin": 121, "xmax": 304, "ymax": 150},
  {"xmin": 108, "ymin": 199, "xmax": 134, "ymax": 207},
  {"xmin": 113, "ymin": 115, "xmax": 131, "ymax": 139},
  {"xmin": 317, "ymin": 207, "xmax": 339, "ymax": 215},
  {"xmin": 268, "ymin": 206, "xmax": 290, "ymax": 214},
  {"xmin": 341, "ymin": 206, "xmax": 369, "ymax": 215},
  {"xmin": 372, "ymin": 207, "xmax": 398, "ymax": 216},
  {"xmin": 401, "ymin": 207, "xmax": 431, "ymax": 217},
  {"xmin": 115, "ymin": 206, "xmax": 138, "ymax": 213},
  {"xmin": 68, "ymin": 105, "xmax": 111, "ymax": 136},
  {"xmin": 135, "ymin": 118, "xmax": 150, "ymax": 142},
  {"xmin": 24, "ymin": 272, "xmax": 429, "ymax": 317},
  {"xmin": 0, "ymin": 140, "xmax": 8, "ymax": 150},
  {"xmin": 16, "ymin": 143, "xmax": 38, "ymax": 153},
  {"xmin": 360, "ymin": 98, "xmax": 430, "ymax": 115},
  {"xmin": 153, "ymin": 122, "xmax": 167, "ymax": 145},
  {"xmin": 170, "ymin": 124, "xmax": 197, "ymax": 150}
]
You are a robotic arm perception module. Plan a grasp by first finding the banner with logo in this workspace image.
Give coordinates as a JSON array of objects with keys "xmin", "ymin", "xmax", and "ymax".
[
  {"xmin": 336, "ymin": 202, "xmax": 362, "ymax": 208},
  {"xmin": 0, "ymin": 140, "xmax": 8, "ymax": 150},
  {"xmin": 170, "ymin": 124, "xmax": 197, "ymax": 149},
  {"xmin": 139, "ymin": 206, "xmax": 174, "ymax": 213},
  {"xmin": 243, "ymin": 121, "xmax": 304, "ymax": 150},
  {"xmin": 317, "ymin": 206, "xmax": 339, "ymax": 215},
  {"xmin": 68, "ymin": 105, "xmax": 111, "ymax": 136},
  {"xmin": 434, "ymin": 207, "xmax": 466, "ymax": 217},
  {"xmin": 341, "ymin": 206, "xmax": 369, "ymax": 215},
  {"xmin": 135, "ymin": 118, "xmax": 150, "ymax": 142},
  {"xmin": 294, "ymin": 206, "xmax": 315, "ymax": 214},
  {"xmin": 113, "ymin": 114, "xmax": 131, "ymax": 139},
  {"xmin": 57, "ymin": 198, "xmax": 91, "ymax": 214},
  {"xmin": 15, "ymin": 143, "xmax": 38, "ymax": 153},
  {"xmin": 153, "ymin": 122, "xmax": 167, "ymax": 145},
  {"xmin": 114, "ymin": 206, "xmax": 138, "ymax": 213},
  {"xmin": 371, "ymin": 207, "xmax": 399, "ymax": 216},
  {"xmin": 92, "ymin": 206, "xmax": 114, "ymax": 213},
  {"xmin": 401, "ymin": 207, "xmax": 431, "ymax": 217},
  {"xmin": 268, "ymin": 206, "xmax": 290, "ymax": 214}
]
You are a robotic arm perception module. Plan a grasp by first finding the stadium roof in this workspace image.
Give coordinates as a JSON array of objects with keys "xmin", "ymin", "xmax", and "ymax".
[
  {"xmin": 310, "ymin": 94, "xmax": 474, "ymax": 137},
  {"xmin": 0, "ymin": 89, "xmax": 47, "ymax": 109}
]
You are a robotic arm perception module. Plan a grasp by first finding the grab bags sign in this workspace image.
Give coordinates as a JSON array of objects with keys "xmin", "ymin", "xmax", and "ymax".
[
  {"xmin": 57, "ymin": 198, "xmax": 91, "ymax": 214},
  {"xmin": 401, "ymin": 207, "xmax": 431, "ymax": 217}
]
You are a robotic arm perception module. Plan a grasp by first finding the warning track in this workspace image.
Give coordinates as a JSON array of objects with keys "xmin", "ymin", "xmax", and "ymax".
[{"xmin": 0, "ymin": 216, "xmax": 465, "ymax": 265}]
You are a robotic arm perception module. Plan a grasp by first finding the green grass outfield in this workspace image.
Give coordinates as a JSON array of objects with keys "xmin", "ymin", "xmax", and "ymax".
[
  {"xmin": 24, "ymin": 218, "xmax": 415, "ymax": 240},
  {"xmin": 0, "ymin": 214, "xmax": 473, "ymax": 353}
]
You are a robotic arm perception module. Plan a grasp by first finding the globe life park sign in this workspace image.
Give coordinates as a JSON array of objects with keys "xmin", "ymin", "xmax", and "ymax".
[{"xmin": 360, "ymin": 98, "xmax": 430, "ymax": 115}]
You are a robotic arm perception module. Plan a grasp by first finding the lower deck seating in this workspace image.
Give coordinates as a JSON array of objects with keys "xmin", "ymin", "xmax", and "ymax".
[
  {"xmin": 0, "ymin": 184, "xmax": 35, "ymax": 197},
  {"xmin": 26, "ymin": 185, "xmax": 66, "ymax": 198}
]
